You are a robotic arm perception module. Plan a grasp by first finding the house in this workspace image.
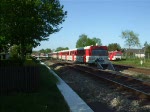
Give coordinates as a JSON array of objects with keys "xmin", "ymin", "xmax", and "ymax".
[{"xmin": 124, "ymin": 48, "xmax": 145, "ymax": 58}]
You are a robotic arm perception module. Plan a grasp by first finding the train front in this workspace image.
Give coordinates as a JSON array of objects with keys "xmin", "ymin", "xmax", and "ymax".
[{"xmin": 86, "ymin": 46, "xmax": 115, "ymax": 71}]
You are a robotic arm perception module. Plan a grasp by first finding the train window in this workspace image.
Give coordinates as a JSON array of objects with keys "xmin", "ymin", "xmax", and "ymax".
[
  {"xmin": 77, "ymin": 50, "xmax": 85, "ymax": 56},
  {"xmin": 70, "ymin": 51, "xmax": 74, "ymax": 55},
  {"xmin": 92, "ymin": 50, "xmax": 108, "ymax": 56},
  {"xmin": 75, "ymin": 51, "xmax": 77, "ymax": 55}
]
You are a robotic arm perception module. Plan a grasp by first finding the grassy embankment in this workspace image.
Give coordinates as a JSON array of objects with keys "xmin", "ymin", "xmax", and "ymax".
[{"xmin": 0, "ymin": 58, "xmax": 70, "ymax": 112}]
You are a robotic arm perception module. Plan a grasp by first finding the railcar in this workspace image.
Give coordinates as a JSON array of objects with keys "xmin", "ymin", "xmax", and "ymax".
[
  {"xmin": 49, "ymin": 45, "xmax": 115, "ymax": 70},
  {"xmin": 75, "ymin": 46, "xmax": 108, "ymax": 63},
  {"xmin": 108, "ymin": 51, "xmax": 122, "ymax": 61},
  {"xmin": 48, "ymin": 52, "xmax": 58, "ymax": 59}
]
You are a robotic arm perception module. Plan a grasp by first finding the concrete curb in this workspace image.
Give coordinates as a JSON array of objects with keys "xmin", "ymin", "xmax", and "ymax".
[{"xmin": 41, "ymin": 62, "xmax": 94, "ymax": 112}]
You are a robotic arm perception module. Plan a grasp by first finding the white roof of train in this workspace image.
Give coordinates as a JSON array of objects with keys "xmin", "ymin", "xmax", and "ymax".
[{"xmin": 50, "ymin": 45, "xmax": 103, "ymax": 54}]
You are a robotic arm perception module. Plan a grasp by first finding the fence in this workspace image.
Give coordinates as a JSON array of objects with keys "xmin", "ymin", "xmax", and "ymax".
[{"xmin": 0, "ymin": 66, "xmax": 40, "ymax": 94}]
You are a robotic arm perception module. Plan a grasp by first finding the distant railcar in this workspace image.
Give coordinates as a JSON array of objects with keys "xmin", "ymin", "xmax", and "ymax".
[
  {"xmin": 48, "ymin": 52, "xmax": 58, "ymax": 59},
  {"xmin": 108, "ymin": 51, "xmax": 122, "ymax": 61}
]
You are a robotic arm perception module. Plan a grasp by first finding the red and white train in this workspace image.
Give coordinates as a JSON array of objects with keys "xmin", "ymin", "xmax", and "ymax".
[
  {"xmin": 108, "ymin": 51, "xmax": 122, "ymax": 61},
  {"xmin": 49, "ymin": 45, "xmax": 115, "ymax": 70}
]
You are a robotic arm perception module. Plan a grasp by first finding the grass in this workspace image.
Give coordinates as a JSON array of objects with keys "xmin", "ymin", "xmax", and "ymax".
[
  {"xmin": 111, "ymin": 58, "xmax": 150, "ymax": 82},
  {"xmin": 0, "ymin": 59, "xmax": 70, "ymax": 112},
  {"xmin": 112, "ymin": 58, "xmax": 150, "ymax": 68},
  {"xmin": 135, "ymin": 74, "xmax": 150, "ymax": 82}
]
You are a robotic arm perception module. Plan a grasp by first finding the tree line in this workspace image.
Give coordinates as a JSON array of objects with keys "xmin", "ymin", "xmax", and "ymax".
[
  {"xmin": 35, "ymin": 30, "xmax": 150, "ymax": 58},
  {"xmin": 50, "ymin": 30, "xmax": 140, "ymax": 52}
]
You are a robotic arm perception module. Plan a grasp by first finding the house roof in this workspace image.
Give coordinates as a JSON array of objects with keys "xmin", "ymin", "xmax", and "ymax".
[{"xmin": 124, "ymin": 48, "xmax": 145, "ymax": 54}]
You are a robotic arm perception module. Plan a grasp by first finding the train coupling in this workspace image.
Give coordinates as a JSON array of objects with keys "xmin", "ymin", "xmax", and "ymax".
[{"xmin": 95, "ymin": 58, "xmax": 115, "ymax": 71}]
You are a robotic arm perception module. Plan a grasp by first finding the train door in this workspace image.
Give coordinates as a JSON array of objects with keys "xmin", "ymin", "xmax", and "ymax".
[
  {"xmin": 72, "ymin": 50, "xmax": 76, "ymax": 61},
  {"xmin": 65, "ymin": 51, "xmax": 69, "ymax": 60},
  {"xmin": 86, "ymin": 48, "xmax": 92, "ymax": 63},
  {"xmin": 65, "ymin": 53, "xmax": 67, "ymax": 60},
  {"xmin": 83, "ymin": 55, "xmax": 86, "ymax": 63},
  {"xmin": 84, "ymin": 49, "xmax": 89, "ymax": 63},
  {"xmin": 72, "ymin": 51, "xmax": 74, "ymax": 61},
  {"xmin": 76, "ymin": 49, "xmax": 84, "ymax": 62}
]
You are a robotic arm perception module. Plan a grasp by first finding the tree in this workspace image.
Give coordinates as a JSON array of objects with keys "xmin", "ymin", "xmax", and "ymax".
[
  {"xmin": 39, "ymin": 49, "xmax": 46, "ymax": 53},
  {"xmin": 24, "ymin": 44, "xmax": 33, "ymax": 54},
  {"xmin": 108, "ymin": 43, "xmax": 121, "ymax": 51},
  {"xmin": 144, "ymin": 41, "xmax": 148, "ymax": 47},
  {"xmin": 121, "ymin": 30, "xmax": 140, "ymax": 49},
  {"xmin": 39, "ymin": 48, "xmax": 52, "ymax": 53},
  {"xmin": 0, "ymin": 36, "xmax": 10, "ymax": 53},
  {"xmin": 145, "ymin": 45, "xmax": 150, "ymax": 59},
  {"xmin": 1, "ymin": 0, "xmax": 67, "ymax": 59},
  {"xmin": 76, "ymin": 34, "xmax": 102, "ymax": 48},
  {"xmin": 45, "ymin": 48, "xmax": 52, "ymax": 53},
  {"xmin": 9, "ymin": 45, "xmax": 19, "ymax": 59},
  {"xmin": 92, "ymin": 37, "xmax": 102, "ymax": 46},
  {"xmin": 144, "ymin": 42, "xmax": 150, "ymax": 59},
  {"xmin": 144, "ymin": 41, "xmax": 148, "ymax": 59},
  {"xmin": 55, "ymin": 47, "xmax": 69, "ymax": 52},
  {"xmin": 76, "ymin": 34, "xmax": 88, "ymax": 48}
]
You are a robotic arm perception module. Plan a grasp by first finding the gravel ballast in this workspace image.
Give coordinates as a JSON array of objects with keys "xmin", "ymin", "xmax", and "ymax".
[{"xmin": 46, "ymin": 61, "xmax": 150, "ymax": 112}]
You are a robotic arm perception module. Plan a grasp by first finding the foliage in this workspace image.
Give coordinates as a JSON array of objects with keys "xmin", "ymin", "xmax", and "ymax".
[
  {"xmin": 39, "ymin": 48, "xmax": 52, "ymax": 54},
  {"xmin": 144, "ymin": 41, "xmax": 148, "ymax": 47},
  {"xmin": 45, "ymin": 48, "xmax": 52, "ymax": 53},
  {"xmin": 121, "ymin": 30, "xmax": 140, "ymax": 49},
  {"xmin": 142, "ymin": 41, "xmax": 150, "ymax": 59},
  {"xmin": 76, "ymin": 34, "xmax": 102, "ymax": 48},
  {"xmin": 108, "ymin": 43, "xmax": 121, "ymax": 51},
  {"xmin": 92, "ymin": 37, "xmax": 102, "ymax": 46},
  {"xmin": 24, "ymin": 44, "xmax": 33, "ymax": 54},
  {"xmin": 0, "ymin": 0, "xmax": 67, "ymax": 59},
  {"xmin": 145, "ymin": 44, "xmax": 150, "ymax": 59},
  {"xmin": 9, "ymin": 45, "xmax": 19, "ymax": 59},
  {"xmin": 0, "ymin": 60, "xmax": 69, "ymax": 112},
  {"xmin": 55, "ymin": 47, "xmax": 69, "ymax": 52},
  {"xmin": 0, "ymin": 36, "xmax": 9, "ymax": 53},
  {"xmin": 135, "ymin": 74, "xmax": 150, "ymax": 82},
  {"xmin": 112, "ymin": 58, "xmax": 150, "ymax": 68},
  {"xmin": 32, "ymin": 50, "xmax": 40, "ymax": 55}
]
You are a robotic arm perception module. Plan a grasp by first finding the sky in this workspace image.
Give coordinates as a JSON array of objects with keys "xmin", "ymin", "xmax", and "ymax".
[{"xmin": 34, "ymin": 0, "xmax": 150, "ymax": 51}]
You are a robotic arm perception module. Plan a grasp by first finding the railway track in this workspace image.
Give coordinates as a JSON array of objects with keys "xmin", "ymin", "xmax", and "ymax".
[
  {"xmin": 68, "ymin": 64, "xmax": 150, "ymax": 99},
  {"xmin": 45, "ymin": 60, "xmax": 150, "ymax": 99},
  {"xmin": 113, "ymin": 64, "xmax": 150, "ymax": 75}
]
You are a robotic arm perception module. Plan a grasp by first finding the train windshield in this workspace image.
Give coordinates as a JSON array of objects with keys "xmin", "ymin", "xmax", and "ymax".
[{"xmin": 92, "ymin": 50, "xmax": 108, "ymax": 56}]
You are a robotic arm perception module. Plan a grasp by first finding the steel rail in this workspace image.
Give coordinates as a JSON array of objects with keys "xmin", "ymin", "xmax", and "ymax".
[{"xmin": 69, "ymin": 65, "xmax": 150, "ymax": 99}]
